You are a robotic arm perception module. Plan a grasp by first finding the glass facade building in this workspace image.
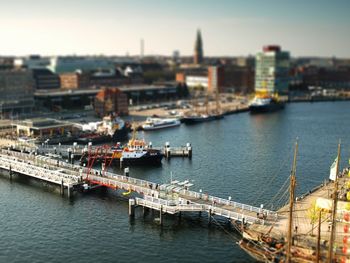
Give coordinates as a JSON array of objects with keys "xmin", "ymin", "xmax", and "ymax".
[{"xmin": 255, "ymin": 46, "xmax": 290, "ymax": 94}]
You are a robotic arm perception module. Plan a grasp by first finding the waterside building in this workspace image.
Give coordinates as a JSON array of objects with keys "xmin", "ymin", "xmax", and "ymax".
[{"xmin": 255, "ymin": 45, "xmax": 290, "ymax": 95}]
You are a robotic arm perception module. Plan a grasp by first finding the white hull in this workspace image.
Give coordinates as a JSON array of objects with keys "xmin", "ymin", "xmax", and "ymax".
[{"xmin": 142, "ymin": 118, "xmax": 181, "ymax": 131}]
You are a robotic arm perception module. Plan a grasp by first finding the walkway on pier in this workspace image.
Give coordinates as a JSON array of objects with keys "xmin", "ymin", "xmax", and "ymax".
[
  {"xmin": 3, "ymin": 140, "xmax": 192, "ymax": 158},
  {"xmin": 0, "ymin": 149, "xmax": 277, "ymax": 225}
]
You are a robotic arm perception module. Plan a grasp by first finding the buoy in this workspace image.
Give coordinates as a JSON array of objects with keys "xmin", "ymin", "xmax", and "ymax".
[
  {"xmin": 344, "ymin": 236, "xmax": 349, "ymax": 244},
  {"xmin": 345, "ymin": 213, "xmax": 350, "ymax": 222},
  {"xmin": 122, "ymin": 189, "xmax": 132, "ymax": 196},
  {"xmin": 344, "ymin": 225, "xmax": 349, "ymax": 233}
]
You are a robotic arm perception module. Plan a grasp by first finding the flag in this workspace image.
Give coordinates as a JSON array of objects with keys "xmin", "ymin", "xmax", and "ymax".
[{"xmin": 329, "ymin": 157, "xmax": 338, "ymax": 181}]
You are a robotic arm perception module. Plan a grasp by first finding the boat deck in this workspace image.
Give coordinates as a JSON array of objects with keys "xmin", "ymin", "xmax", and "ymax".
[{"xmin": 248, "ymin": 171, "xmax": 349, "ymax": 246}]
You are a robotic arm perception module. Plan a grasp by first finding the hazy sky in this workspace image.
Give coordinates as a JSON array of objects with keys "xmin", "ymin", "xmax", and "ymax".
[{"xmin": 0, "ymin": 0, "xmax": 349, "ymax": 57}]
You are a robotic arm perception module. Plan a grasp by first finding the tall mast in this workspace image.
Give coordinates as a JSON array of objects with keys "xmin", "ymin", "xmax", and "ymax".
[
  {"xmin": 215, "ymin": 88, "xmax": 221, "ymax": 114},
  {"xmin": 328, "ymin": 141, "xmax": 341, "ymax": 263},
  {"xmin": 205, "ymin": 93, "xmax": 209, "ymax": 115},
  {"xmin": 286, "ymin": 140, "xmax": 298, "ymax": 263},
  {"xmin": 316, "ymin": 209, "xmax": 322, "ymax": 263}
]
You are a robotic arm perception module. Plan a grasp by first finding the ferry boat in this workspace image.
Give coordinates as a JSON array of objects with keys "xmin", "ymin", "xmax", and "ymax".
[
  {"xmin": 249, "ymin": 95, "xmax": 285, "ymax": 113},
  {"xmin": 77, "ymin": 115, "xmax": 131, "ymax": 144},
  {"xmin": 142, "ymin": 117, "xmax": 181, "ymax": 131}
]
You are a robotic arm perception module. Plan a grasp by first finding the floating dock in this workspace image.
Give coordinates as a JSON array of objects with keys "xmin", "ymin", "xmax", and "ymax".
[{"xmin": 3, "ymin": 141, "xmax": 192, "ymax": 159}]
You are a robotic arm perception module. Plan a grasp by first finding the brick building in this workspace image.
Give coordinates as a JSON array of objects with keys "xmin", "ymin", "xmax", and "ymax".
[
  {"xmin": 176, "ymin": 65, "xmax": 254, "ymax": 94},
  {"xmin": 59, "ymin": 72, "xmax": 89, "ymax": 89},
  {"xmin": 94, "ymin": 88, "xmax": 128, "ymax": 117}
]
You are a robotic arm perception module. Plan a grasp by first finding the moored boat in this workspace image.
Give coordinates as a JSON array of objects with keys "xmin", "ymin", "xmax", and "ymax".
[
  {"xmin": 182, "ymin": 113, "xmax": 223, "ymax": 124},
  {"xmin": 142, "ymin": 117, "xmax": 181, "ymax": 130},
  {"xmin": 80, "ymin": 137, "xmax": 163, "ymax": 166},
  {"xmin": 76, "ymin": 115, "xmax": 131, "ymax": 144},
  {"xmin": 249, "ymin": 95, "xmax": 285, "ymax": 113}
]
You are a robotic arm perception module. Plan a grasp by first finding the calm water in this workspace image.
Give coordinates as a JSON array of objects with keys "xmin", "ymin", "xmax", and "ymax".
[{"xmin": 1, "ymin": 101, "xmax": 350, "ymax": 263}]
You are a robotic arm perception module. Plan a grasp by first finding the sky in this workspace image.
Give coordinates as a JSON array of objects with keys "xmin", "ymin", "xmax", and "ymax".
[{"xmin": 0, "ymin": 0, "xmax": 349, "ymax": 57}]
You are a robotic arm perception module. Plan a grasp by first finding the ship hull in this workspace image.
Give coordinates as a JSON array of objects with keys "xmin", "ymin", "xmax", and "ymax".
[
  {"xmin": 142, "ymin": 121, "xmax": 181, "ymax": 131},
  {"xmin": 183, "ymin": 114, "xmax": 224, "ymax": 124},
  {"xmin": 249, "ymin": 102, "xmax": 285, "ymax": 113},
  {"xmin": 112, "ymin": 125, "xmax": 130, "ymax": 142},
  {"xmin": 239, "ymin": 239, "xmax": 282, "ymax": 263},
  {"xmin": 80, "ymin": 151, "xmax": 163, "ymax": 166},
  {"xmin": 77, "ymin": 126, "xmax": 130, "ymax": 144}
]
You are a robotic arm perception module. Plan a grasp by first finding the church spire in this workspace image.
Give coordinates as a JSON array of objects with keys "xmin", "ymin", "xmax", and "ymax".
[{"xmin": 194, "ymin": 29, "xmax": 203, "ymax": 64}]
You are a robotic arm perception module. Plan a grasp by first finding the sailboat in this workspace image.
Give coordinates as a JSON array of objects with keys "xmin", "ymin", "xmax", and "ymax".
[
  {"xmin": 182, "ymin": 89, "xmax": 224, "ymax": 124},
  {"xmin": 238, "ymin": 141, "xmax": 320, "ymax": 262}
]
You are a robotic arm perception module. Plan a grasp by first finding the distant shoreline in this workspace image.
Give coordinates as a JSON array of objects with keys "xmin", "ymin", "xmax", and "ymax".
[{"xmin": 289, "ymin": 97, "xmax": 350, "ymax": 103}]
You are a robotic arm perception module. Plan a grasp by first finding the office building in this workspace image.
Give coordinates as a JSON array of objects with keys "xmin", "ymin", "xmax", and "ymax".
[
  {"xmin": 255, "ymin": 45, "xmax": 290, "ymax": 94},
  {"xmin": 0, "ymin": 69, "xmax": 34, "ymax": 116}
]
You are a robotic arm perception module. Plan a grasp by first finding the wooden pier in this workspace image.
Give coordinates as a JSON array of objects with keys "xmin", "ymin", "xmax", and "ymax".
[{"xmin": 0, "ymin": 148, "xmax": 276, "ymax": 226}]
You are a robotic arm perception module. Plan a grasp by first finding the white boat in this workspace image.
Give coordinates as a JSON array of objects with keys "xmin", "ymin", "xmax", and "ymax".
[{"xmin": 142, "ymin": 117, "xmax": 181, "ymax": 131}]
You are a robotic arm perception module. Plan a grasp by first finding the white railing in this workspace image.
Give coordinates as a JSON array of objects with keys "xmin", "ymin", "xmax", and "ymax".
[
  {"xmin": 0, "ymin": 156, "xmax": 80, "ymax": 186},
  {"xmin": 173, "ymin": 188, "xmax": 277, "ymax": 218},
  {"xmin": 135, "ymin": 197, "xmax": 261, "ymax": 224}
]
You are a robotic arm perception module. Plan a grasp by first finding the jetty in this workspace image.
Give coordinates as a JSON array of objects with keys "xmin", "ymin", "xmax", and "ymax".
[
  {"xmin": 1, "ymin": 140, "xmax": 193, "ymax": 159},
  {"xmin": 0, "ymin": 148, "xmax": 276, "ymax": 226}
]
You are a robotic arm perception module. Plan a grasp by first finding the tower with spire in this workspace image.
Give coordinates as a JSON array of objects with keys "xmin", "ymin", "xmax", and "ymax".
[{"xmin": 194, "ymin": 29, "xmax": 203, "ymax": 65}]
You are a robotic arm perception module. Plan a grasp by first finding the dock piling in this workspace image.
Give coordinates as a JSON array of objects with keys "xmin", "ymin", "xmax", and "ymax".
[
  {"xmin": 124, "ymin": 167, "xmax": 129, "ymax": 177},
  {"xmin": 129, "ymin": 198, "xmax": 135, "ymax": 218},
  {"xmin": 160, "ymin": 205, "xmax": 163, "ymax": 226},
  {"xmin": 143, "ymin": 206, "xmax": 149, "ymax": 217},
  {"xmin": 187, "ymin": 143, "xmax": 192, "ymax": 159},
  {"xmin": 208, "ymin": 208, "xmax": 212, "ymax": 225},
  {"xmin": 60, "ymin": 179, "xmax": 64, "ymax": 196},
  {"xmin": 165, "ymin": 142, "xmax": 171, "ymax": 159},
  {"xmin": 67, "ymin": 185, "xmax": 71, "ymax": 199},
  {"xmin": 120, "ymin": 157, "xmax": 123, "ymax": 169},
  {"xmin": 9, "ymin": 165, "xmax": 12, "ymax": 181}
]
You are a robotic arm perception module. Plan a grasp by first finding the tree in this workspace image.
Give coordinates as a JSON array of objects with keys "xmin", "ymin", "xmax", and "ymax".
[{"xmin": 307, "ymin": 200, "xmax": 326, "ymax": 236}]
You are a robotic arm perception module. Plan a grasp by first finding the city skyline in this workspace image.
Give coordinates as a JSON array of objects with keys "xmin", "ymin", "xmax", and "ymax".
[{"xmin": 1, "ymin": 0, "xmax": 349, "ymax": 57}]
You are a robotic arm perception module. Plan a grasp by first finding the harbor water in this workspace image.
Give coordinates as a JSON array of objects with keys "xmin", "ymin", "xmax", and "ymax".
[{"xmin": 1, "ymin": 101, "xmax": 350, "ymax": 263}]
